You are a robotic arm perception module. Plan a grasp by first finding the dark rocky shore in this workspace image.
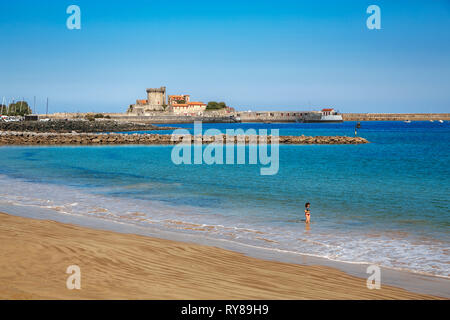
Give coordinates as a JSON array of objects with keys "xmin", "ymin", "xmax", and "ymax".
[
  {"xmin": 0, "ymin": 120, "xmax": 176, "ymax": 133},
  {"xmin": 0, "ymin": 131, "xmax": 369, "ymax": 145}
]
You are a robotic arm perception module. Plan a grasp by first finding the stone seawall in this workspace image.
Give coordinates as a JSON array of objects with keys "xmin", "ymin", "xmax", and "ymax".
[
  {"xmin": 342, "ymin": 113, "xmax": 450, "ymax": 121},
  {"xmin": 0, "ymin": 132, "xmax": 369, "ymax": 145},
  {"xmin": 45, "ymin": 113, "xmax": 238, "ymax": 124},
  {"xmin": 0, "ymin": 120, "xmax": 177, "ymax": 133},
  {"xmin": 40, "ymin": 112, "xmax": 450, "ymax": 123}
]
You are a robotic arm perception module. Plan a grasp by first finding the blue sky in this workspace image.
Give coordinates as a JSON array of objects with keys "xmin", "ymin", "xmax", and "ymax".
[{"xmin": 0, "ymin": 0, "xmax": 449, "ymax": 113}]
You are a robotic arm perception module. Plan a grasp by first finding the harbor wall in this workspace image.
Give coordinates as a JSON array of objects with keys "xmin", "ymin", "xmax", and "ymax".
[
  {"xmin": 43, "ymin": 112, "xmax": 238, "ymax": 123},
  {"xmin": 40, "ymin": 112, "xmax": 450, "ymax": 123},
  {"xmin": 342, "ymin": 113, "xmax": 450, "ymax": 121},
  {"xmin": 233, "ymin": 111, "xmax": 310, "ymax": 122}
]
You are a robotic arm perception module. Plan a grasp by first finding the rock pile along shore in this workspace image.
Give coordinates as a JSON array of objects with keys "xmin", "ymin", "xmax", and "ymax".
[
  {"xmin": 0, "ymin": 120, "xmax": 176, "ymax": 133},
  {"xmin": 0, "ymin": 131, "xmax": 369, "ymax": 145}
]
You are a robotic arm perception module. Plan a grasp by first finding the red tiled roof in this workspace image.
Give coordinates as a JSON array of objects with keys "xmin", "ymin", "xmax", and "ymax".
[
  {"xmin": 172, "ymin": 102, "xmax": 206, "ymax": 107},
  {"xmin": 322, "ymin": 108, "xmax": 334, "ymax": 112}
]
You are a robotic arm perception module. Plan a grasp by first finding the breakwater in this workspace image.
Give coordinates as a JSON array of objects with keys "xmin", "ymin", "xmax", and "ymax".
[
  {"xmin": 0, "ymin": 120, "xmax": 176, "ymax": 133},
  {"xmin": 342, "ymin": 113, "xmax": 450, "ymax": 121},
  {"xmin": 0, "ymin": 131, "xmax": 369, "ymax": 145},
  {"xmin": 40, "ymin": 112, "xmax": 450, "ymax": 123},
  {"xmin": 44, "ymin": 113, "xmax": 239, "ymax": 124}
]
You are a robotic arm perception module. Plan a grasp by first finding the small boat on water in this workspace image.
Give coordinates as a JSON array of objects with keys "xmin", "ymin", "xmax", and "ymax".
[
  {"xmin": 430, "ymin": 120, "xmax": 434, "ymax": 122},
  {"xmin": 404, "ymin": 120, "xmax": 411, "ymax": 123},
  {"xmin": 354, "ymin": 122, "xmax": 361, "ymax": 136},
  {"xmin": 439, "ymin": 120, "xmax": 444, "ymax": 123}
]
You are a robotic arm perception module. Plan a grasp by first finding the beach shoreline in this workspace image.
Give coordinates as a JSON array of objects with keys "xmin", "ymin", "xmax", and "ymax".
[{"xmin": 0, "ymin": 210, "xmax": 446, "ymax": 300}]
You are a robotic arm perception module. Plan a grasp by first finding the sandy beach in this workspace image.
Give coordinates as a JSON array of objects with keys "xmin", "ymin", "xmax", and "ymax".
[{"xmin": 0, "ymin": 212, "xmax": 441, "ymax": 300}]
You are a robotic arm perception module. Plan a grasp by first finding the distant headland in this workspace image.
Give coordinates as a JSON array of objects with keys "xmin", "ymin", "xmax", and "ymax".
[{"xmin": 1, "ymin": 86, "xmax": 449, "ymax": 123}]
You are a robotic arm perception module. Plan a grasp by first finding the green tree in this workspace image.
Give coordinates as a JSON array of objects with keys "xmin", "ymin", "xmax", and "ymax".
[
  {"xmin": 7, "ymin": 101, "xmax": 32, "ymax": 116},
  {"xmin": 206, "ymin": 101, "xmax": 227, "ymax": 110}
]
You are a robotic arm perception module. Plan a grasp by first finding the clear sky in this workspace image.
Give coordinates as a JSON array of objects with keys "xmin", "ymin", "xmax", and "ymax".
[{"xmin": 0, "ymin": 0, "xmax": 449, "ymax": 113}]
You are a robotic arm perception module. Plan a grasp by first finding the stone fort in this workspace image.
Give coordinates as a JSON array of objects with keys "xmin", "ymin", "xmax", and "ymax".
[
  {"xmin": 127, "ymin": 87, "xmax": 167, "ymax": 114},
  {"xmin": 127, "ymin": 86, "xmax": 207, "ymax": 115}
]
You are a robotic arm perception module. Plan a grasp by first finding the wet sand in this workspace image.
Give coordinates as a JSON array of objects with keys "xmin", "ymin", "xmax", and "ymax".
[{"xmin": 0, "ymin": 212, "xmax": 440, "ymax": 300}]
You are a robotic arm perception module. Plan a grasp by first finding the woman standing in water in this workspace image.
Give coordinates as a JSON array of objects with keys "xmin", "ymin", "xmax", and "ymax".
[{"xmin": 305, "ymin": 202, "xmax": 311, "ymax": 224}]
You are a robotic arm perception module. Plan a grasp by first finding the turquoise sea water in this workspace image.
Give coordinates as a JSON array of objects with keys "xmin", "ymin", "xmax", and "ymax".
[{"xmin": 0, "ymin": 121, "xmax": 449, "ymax": 277}]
